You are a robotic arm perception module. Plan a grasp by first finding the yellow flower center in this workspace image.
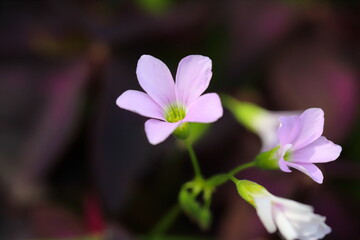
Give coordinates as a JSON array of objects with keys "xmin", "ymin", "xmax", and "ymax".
[{"xmin": 164, "ymin": 104, "xmax": 186, "ymax": 123}]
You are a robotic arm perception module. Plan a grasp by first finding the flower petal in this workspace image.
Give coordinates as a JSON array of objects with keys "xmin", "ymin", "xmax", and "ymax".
[
  {"xmin": 286, "ymin": 162, "xmax": 324, "ymax": 184},
  {"xmin": 254, "ymin": 197, "xmax": 277, "ymax": 233},
  {"xmin": 144, "ymin": 119, "xmax": 180, "ymax": 145},
  {"xmin": 272, "ymin": 196, "xmax": 313, "ymax": 214},
  {"xmin": 183, "ymin": 93, "xmax": 223, "ymax": 123},
  {"xmin": 116, "ymin": 90, "xmax": 164, "ymax": 120},
  {"xmin": 274, "ymin": 208, "xmax": 298, "ymax": 240},
  {"xmin": 298, "ymin": 216, "xmax": 331, "ymax": 240},
  {"xmin": 278, "ymin": 115, "xmax": 301, "ymax": 146},
  {"xmin": 292, "ymin": 108, "xmax": 324, "ymax": 150},
  {"xmin": 294, "ymin": 215, "xmax": 331, "ymax": 240},
  {"xmin": 136, "ymin": 55, "xmax": 176, "ymax": 107},
  {"xmin": 292, "ymin": 136, "xmax": 342, "ymax": 163},
  {"xmin": 256, "ymin": 112, "xmax": 282, "ymax": 152},
  {"xmin": 278, "ymin": 158, "xmax": 292, "ymax": 172},
  {"xmin": 175, "ymin": 55, "xmax": 212, "ymax": 106},
  {"xmin": 271, "ymin": 195, "xmax": 331, "ymax": 240}
]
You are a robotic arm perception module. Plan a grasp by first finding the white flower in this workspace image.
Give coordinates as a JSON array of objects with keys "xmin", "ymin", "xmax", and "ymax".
[
  {"xmin": 235, "ymin": 180, "xmax": 331, "ymax": 240},
  {"xmin": 255, "ymin": 194, "xmax": 331, "ymax": 240}
]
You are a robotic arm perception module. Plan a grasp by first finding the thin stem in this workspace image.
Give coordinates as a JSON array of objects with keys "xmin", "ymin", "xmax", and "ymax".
[
  {"xmin": 229, "ymin": 175, "xmax": 240, "ymax": 184},
  {"xmin": 150, "ymin": 204, "xmax": 182, "ymax": 238},
  {"xmin": 184, "ymin": 140, "xmax": 203, "ymax": 179},
  {"xmin": 228, "ymin": 161, "xmax": 256, "ymax": 176}
]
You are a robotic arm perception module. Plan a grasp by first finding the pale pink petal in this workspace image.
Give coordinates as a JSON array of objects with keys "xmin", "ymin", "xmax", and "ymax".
[
  {"xmin": 136, "ymin": 55, "xmax": 176, "ymax": 107},
  {"xmin": 286, "ymin": 162, "xmax": 324, "ymax": 184},
  {"xmin": 175, "ymin": 55, "xmax": 212, "ymax": 106},
  {"xmin": 183, "ymin": 93, "xmax": 223, "ymax": 123},
  {"xmin": 293, "ymin": 215, "xmax": 330, "ymax": 239},
  {"xmin": 292, "ymin": 136, "xmax": 342, "ymax": 163},
  {"xmin": 272, "ymin": 196, "xmax": 313, "ymax": 213},
  {"xmin": 278, "ymin": 158, "xmax": 292, "ymax": 172},
  {"xmin": 116, "ymin": 90, "xmax": 164, "ymax": 120},
  {"xmin": 273, "ymin": 209, "xmax": 298, "ymax": 240},
  {"xmin": 278, "ymin": 116, "xmax": 301, "ymax": 146},
  {"xmin": 254, "ymin": 197, "xmax": 277, "ymax": 233},
  {"xmin": 292, "ymin": 108, "xmax": 324, "ymax": 150},
  {"xmin": 297, "ymin": 217, "xmax": 331, "ymax": 239},
  {"xmin": 144, "ymin": 119, "xmax": 180, "ymax": 145}
]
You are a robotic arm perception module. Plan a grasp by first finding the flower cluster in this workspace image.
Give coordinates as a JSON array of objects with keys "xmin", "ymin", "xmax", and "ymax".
[{"xmin": 116, "ymin": 54, "xmax": 342, "ymax": 240}]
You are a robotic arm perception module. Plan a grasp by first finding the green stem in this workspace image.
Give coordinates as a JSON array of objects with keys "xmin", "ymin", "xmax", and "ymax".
[
  {"xmin": 228, "ymin": 161, "xmax": 256, "ymax": 176},
  {"xmin": 184, "ymin": 140, "xmax": 203, "ymax": 179},
  {"xmin": 228, "ymin": 175, "xmax": 240, "ymax": 184},
  {"xmin": 150, "ymin": 204, "xmax": 182, "ymax": 238}
]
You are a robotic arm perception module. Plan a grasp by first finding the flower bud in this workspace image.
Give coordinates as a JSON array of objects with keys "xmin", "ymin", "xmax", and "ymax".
[{"xmin": 235, "ymin": 180, "xmax": 270, "ymax": 206}]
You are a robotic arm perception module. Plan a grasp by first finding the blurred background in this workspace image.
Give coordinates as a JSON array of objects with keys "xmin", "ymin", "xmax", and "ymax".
[{"xmin": 1, "ymin": 0, "xmax": 360, "ymax": 239}]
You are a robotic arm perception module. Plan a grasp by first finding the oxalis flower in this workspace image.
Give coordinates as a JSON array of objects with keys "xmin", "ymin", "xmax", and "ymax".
[
  {"xmin": 236, "ymin": 180, "xmax": 331, "ymax": 240},
  {"xmin": 276, "ymin": 108, "xmax": 342, "ymax": 183},
  {"xmin": 116, "ymin": 55, "xmax": 223, "ymax": 145},
  {"xmin": 223, "ymin": 96, "xmax": 300, "ymax": 152}
]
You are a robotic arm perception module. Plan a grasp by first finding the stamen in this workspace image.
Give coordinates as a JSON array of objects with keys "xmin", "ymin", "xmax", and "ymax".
[{"xmin": 164, "ymin": 103, "xmax": 186, "ymax": 123}]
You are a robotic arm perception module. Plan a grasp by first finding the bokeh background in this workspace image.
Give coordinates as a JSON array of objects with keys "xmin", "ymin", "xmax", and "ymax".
[{"xmin": 1, "ymin": 0, "xmax": 360, "ymax": 239}]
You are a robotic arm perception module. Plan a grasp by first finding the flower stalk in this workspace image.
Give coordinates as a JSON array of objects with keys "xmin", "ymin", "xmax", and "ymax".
[
  {"xmin": 228, "ymin": 161, "xmax": 256, "ymax": 176},
  {"xmin": 184, "ymin": 140, "xmax": 203, "ymax": 180}
]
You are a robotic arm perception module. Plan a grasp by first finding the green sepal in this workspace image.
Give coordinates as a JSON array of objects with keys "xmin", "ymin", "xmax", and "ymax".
[
  {"xmin": 255, "ymin": 146, "xmax": 280, "ymax": 170},
  {"xmin": 235, "ymin": 180, "xmax": 269, "ymax": 207},
  {"xmin": 173, "ymin": 122, "xmax": 190, "ymax": 140}
]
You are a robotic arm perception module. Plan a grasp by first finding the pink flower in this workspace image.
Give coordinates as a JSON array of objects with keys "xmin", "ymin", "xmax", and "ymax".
[
  {"xmin": 116, "ymin": 55, "xmax": 223, "ymax": 145},
  {"xmin": 277, "ymin": 108, "xmax": 342, "ymax": 183}
]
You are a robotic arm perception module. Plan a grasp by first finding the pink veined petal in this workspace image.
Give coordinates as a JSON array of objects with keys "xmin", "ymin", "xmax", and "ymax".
[
  {"xmin": 286, "ymin": 162, "xmax": 324, "ymax": 184},
  {"xmin": 292, "ymin": 108, "xmax": 324, "ymax": 151},
  {"xmin": 278, "ymin": 115, "xmax": 301, "ymax": 146},
  {"xmin": 292, "ymin": 136, "xmax": 342, "ymax": 163},
  {"xmin": 183, "ymin": 93, "xmax": 223, "ymax": 123},
  {"xmin": 254, "ymin": 197, "xmax": 277, "ymax": 233},
  {"xmin": 136, "ymin": 55, "xmax": 176, "ymax": 108},
  {"xmin": 116, "ymin": 90, "xmax": 164, "ymax": 120},
  {"xmin": 144, "ymin": 119, "xmax": 180, "ymax": 145},
  {"xmin": 175, "ymin": 55, "xmax": 212, "ymax": 107},
  {"xmin": 278, "ymin": 158, "xmax": 292, "ymax": 173}
]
